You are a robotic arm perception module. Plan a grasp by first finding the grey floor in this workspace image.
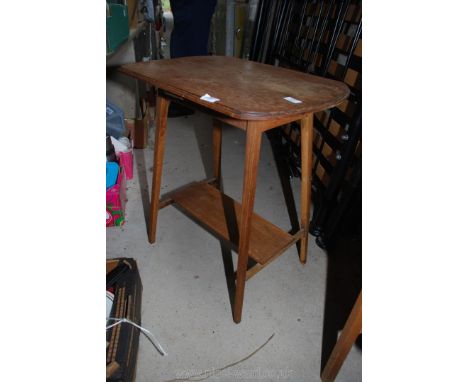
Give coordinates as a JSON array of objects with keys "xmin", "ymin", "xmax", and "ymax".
[{"xmin": 106, "ymin": 111, "xmax": 362, "ymax": 382}]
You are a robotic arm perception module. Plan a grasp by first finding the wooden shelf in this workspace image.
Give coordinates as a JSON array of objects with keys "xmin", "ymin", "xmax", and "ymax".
[{"xmin": 171, "ymin": 182, "xmax": 295, "ymax": 265}]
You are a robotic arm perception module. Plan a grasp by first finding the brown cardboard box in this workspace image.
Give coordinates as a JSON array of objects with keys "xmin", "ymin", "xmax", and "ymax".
[
  {"xmin": 127, "ymin": 0, "xmax": 139, "ymax": 29},
  {"xmin": 125, "ymin": 98, "xmax": 148, "ymax": 149}
]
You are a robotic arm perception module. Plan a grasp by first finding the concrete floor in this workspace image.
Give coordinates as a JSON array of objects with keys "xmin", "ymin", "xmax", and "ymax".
[{"xmin": 106, "ymin": 111, "xmax": 362, "ymax": 382}]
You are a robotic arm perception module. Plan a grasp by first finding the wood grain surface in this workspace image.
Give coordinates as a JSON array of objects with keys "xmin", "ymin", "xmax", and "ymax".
[
  {"xmin": 120, "ymin": 56, "xmax": 349, "ymax": 120},
  {"xmin": 171, "ymin": 182, "xmax": 295, "ymax": 265}
]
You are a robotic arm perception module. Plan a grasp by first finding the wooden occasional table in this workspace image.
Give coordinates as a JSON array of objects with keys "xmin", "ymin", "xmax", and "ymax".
[{"xmin": 120, "ymin": 56, "xmax": 349, "ymax": 323}]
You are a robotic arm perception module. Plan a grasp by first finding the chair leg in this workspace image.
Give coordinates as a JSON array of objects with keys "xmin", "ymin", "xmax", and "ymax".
[
  {"xmin": 148, "ymin": 96, "xmax": 170, "ymax": 243},
  {"xmin": 300, "ymin": 113, "xmax": 314, "ymax": 263},
  {"xmin": 233, "ymin": 125, "xmax": 262, "ymax": 324},
  {"xmin": 321, "ymin": 291, "xmax": 362, "ymax": 382},
  {"xmin": 212, "ymin": 118, "xmax": 222, "ymax": 189}
]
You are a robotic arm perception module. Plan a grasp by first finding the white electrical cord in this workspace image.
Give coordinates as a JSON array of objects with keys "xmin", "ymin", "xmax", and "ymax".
[
  {"xmin": 107, "ymin": 317, "xmax": 167, "ymax": 356},
  {"xmin": 163, "ymin": 333, "xmax": 276, "ymax": 382}
]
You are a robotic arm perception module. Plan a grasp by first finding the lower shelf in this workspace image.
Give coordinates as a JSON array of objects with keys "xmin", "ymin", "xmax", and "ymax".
[{"xmin": 171, "ymin": 182, "xmax": 295, "ymax": 265}]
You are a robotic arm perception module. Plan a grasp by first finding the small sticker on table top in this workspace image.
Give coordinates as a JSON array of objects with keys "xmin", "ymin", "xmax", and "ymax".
[
  {"xmin": 200, "ymin": 94, "xmax": 220, "ymax": 103},
  {"xmin": 284, "ymin": 96, "xmax": 302, "ymax": 104}
]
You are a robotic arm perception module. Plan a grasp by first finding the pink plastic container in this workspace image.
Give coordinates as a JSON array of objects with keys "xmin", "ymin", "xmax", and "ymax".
[
  {"xmin": 106, "ymin": 165, "xmax": 127, "ymax": 227},
  {"xmin": 118, "ymin": 150, "xmax": 133, "ymax": 180}
]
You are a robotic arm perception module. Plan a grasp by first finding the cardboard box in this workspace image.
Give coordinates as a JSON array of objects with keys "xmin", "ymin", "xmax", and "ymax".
[
  {"xmin": 127, "ymin": 0, "xmax": 139, "ymax": 29},
  {"xmin": 125, "ymin": 98, "xmax": 149, "ymax": 149}
]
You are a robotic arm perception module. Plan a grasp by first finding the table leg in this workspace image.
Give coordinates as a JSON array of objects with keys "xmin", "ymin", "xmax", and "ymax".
[
  {"xmin": 321, "ymin": 291, "xmax": 362, "ymax": 382},
  {"xmin": 233, "ymin": 125, "xmax": 262, "ymax": 323},
  {"xmin": 212, "ymin": 118, "xmax": 222, "ymax": 189},
  {"xmin": 300, "ymin": 113, "xmax": 314, "ymax": 263},
  {"xmin": 148, "ymin": 96, "xmax": 170, "ymax": 243}
]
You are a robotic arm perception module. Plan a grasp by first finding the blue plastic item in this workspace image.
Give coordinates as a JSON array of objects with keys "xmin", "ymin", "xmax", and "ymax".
[
  {"xmin": 142, "ymin": 0, "xmax": 155, "ymax": 22},
  {"xmin": 106, "ymin": 100, "xmax": 126, "ymax": 138},
  {"xmin": 106, "ymin": 162, "xmax": 120, "ymax": 189}
]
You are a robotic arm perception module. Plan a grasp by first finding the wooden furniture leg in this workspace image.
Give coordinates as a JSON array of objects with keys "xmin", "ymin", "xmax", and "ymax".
[
  {"xmin": 106, "ymin": 361, "xmax": 120, "ymax": 379},
  {"xmin": 300, "ymin": 113, "xmax": 314, "ymax": 263},
  {"xmin": 233, "ymin": 125, "xmax": 262, "ymax": 323},
  {"xmin": 321, "ymin": 291, "xmax": 362, "ymax": 382},
  {"xmin": 148, "ymin": 96, "xmax": 170, "ymax": 243},
  {"xmin": 212, "ymin": 119, "xmax": 222, "ymax": 189}
]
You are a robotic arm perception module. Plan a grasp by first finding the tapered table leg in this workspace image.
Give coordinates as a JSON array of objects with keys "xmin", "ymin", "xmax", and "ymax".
[
  {"xmin": 321, "ymin": 291, "xmax": 362, "ymax": 382},
  {"xmin": 300, "ymin": 113, "xmax": 314, "ymax": 263},
  {"xmin": 148, "ymin": 96, "xmax": 170, "ymax": 243},
  {"xmin": 212, "ymin": 119, "xmax": 222, "ymax": 189},
  {"xmin": 233, "ymin": 124, "xmax": 262, "ymax": 323}
]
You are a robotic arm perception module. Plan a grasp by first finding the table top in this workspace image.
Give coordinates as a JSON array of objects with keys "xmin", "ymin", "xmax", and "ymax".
[{"xmin": 120, "ymin": 56, "xmax": 349, "ymax": 121}]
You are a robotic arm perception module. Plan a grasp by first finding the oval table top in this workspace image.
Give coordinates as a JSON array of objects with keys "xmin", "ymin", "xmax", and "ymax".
[{"xmin": 120, "ymin": 56, "xmax": 349, "ymax": 121}]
